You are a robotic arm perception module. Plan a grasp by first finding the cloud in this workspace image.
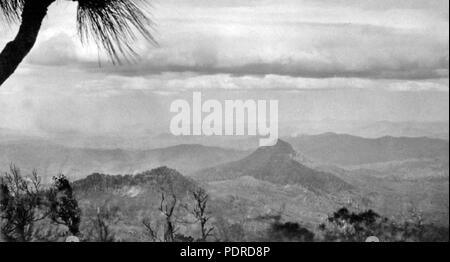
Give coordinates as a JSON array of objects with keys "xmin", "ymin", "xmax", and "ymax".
[
  {"xmin": 1, "ymin": 0, "xmax": 448, "ymax": 137},
  {"xmin": 72, "ymin": 72, "xmax": 449, "ymax": 94},
  {"xmin": 1, "ymin": 1, "xmax": 449, "ymax": 90},
  {"xmin": 2, "ymin": 0, "xmax": 446, "ymax": 81},
  {"xmin": 303, "ymin": 0, "xmax": 449, "ymax": 12},
  {"xmin": 82, "ymin": 21, "xmax": 448, "ymax": 80},
  {"xmin": 29, "ymin": 0, "xmax": 442, "ymax": 81},
  {"xmin": 27, "ymin": 33, "xmax": 80, "ymax": 66},
  {"xmin": 1, "ymin": 65, "xmax": 448, "ymax": 137}
]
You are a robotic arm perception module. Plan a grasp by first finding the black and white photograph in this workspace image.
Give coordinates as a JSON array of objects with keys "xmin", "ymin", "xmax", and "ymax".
[{"xmin": 0, "ymin": 0, "xmax": 448, "ymax": 245}]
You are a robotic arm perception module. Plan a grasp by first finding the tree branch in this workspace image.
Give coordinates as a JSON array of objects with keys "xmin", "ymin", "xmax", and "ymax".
[{"xmin": 0, "ymin": 0, "xmax": 55, "ymax": 86}]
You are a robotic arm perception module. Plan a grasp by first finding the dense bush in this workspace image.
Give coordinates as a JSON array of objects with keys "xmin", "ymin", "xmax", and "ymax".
[
  {"xmin": 319, "ymin": 207, "xmax": 449, "ymax": 242},
  {"xmin": 268, "ymin": 221, "xmax": 315, "ymax": 242},
  {"xmin": 48, "ymin": 174, "xmax": 82, "ymax": 236},
  {"xmin": 0, "ymin": 166, "xmax": 47, "ymax": 241},
  {"xmin": 0, "ymin": 166, "xmax": 82, "ymax": 242}
]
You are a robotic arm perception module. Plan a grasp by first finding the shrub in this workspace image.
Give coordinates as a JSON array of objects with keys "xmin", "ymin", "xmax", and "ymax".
[
  {"xmin": 0, "ymin": 165, "xmax": 48, "ymax": 242},
  {"xmin": 268, "ymin": 221, "xmax": 315, "ymax": 242},
  {"xmin": 319, "ymin": 207, "xmax": 449, "ymax": 242},
  {"xmin": 48, "ymin": 174, "xmax": 82, "ymax": 236}
]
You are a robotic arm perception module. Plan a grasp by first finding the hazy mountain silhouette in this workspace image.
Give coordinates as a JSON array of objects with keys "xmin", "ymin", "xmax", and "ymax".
[
  {"xmin": 194, "ymin": 140, "xmax": 352, "ymax": 193},
  {"xmin": 285, "ymin": 133, "xmax": 449, "ymax": 166},
  {"xmin": 0, "ymin": 141, "xmax": 248, "ymax": 180}
]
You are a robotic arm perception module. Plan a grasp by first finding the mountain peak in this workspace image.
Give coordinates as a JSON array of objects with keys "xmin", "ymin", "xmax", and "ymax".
[
  {"xmin": 194, "ymin": 139, "xmax": 353, "ymax": 193},
  {"xmin": 239, "ymin": 139, "xmax": 298, "ymax": 166},
  {"xmin": 260, "ymin": 139, "xmax": 296, "ymax": 156},
  {"xmin": 274, "ymin": 139, "xmax": 294, "ymax": 149}
]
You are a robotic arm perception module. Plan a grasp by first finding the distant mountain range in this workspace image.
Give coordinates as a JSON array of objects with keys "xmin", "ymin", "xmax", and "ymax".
[
  {"xmin": 1, "ymin": 132, "xmax": 448, "ymax": 181},
  {"xmin": 2, "ymin": 120, "xmax": 447, "ymax": 151},
  {"xmin": 284, "ymin": 121, "xmax": 449, "ymax": 141},
  {"xmin": 285, "ymin": 133, "xmax": 449, "ymax": 166},
  {"xmin": 348, "ymin": 121, "xmax": 449, "ymax": 140},
  {"xmin": 0, "ymin": 141, "xmax": 248, "ymax": 181}
]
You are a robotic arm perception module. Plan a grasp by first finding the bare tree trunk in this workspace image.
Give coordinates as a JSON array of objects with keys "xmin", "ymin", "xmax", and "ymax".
[{"xmin": 0, "ymin": 0, "xmax": 55, "ymax": 87}]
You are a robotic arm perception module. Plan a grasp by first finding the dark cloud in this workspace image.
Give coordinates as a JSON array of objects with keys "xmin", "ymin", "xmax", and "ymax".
[
  {"xmin": 77, "ymin": 22, "xmax": 449, "ymax": 81},
  {"xmin": 88, "ymin": 58, "xmax": 447, "ymax": 80}
]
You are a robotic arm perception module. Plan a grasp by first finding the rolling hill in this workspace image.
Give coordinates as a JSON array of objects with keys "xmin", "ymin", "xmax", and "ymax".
[{"xmin": 72, "ymin": 167, "xmax": 202, "ymax": 241}]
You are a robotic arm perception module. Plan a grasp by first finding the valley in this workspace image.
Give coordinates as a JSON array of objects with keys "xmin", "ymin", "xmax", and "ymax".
[{"xmin": 1, "ymin": 133, "xmax": 448, "ymax": 241}]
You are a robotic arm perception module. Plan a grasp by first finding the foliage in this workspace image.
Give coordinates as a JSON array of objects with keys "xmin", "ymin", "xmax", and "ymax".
[
  {"xmin": 260, "ymin": 214, "xmax": 315, "ymax": 242},
  {"xmin": 0, "ymin": 0, "xmax": 24, "ymax": 22},
  {"xmin": 0, "ymin": 165, "xmax": 48, "ymax": 242},
  {"xmin": 48, "ymin": 174, "xmax": 82, "ymax": 236},
  {"xmin": 268, "ymin": 221, "xmax": 315, "ymax": 242},
  {"xmin": 0, "ymin": 166, "xmax": 84, "ymax": 242},
  {"xmin": 319, "ymin": 207, "xmax": 449, "ymax": 242},
  {"xmin": 0, "ymin": 0, "xmax": 156, "ymax": 63},
  {"xmin": 76, "ymin": 0, "xmax": 157, "ymax": 63}
]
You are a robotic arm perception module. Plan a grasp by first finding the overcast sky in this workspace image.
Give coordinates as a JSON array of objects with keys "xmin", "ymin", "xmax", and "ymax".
[{"xmin": 0, "ymin": 0, "xmax": 448, "ymax": 136}]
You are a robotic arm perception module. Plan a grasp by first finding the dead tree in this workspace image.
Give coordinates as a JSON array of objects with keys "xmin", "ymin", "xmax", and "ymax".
[
  {"xmin": 89, "ymin": 206, "xmax": 116, "ymax": 242},
  {"xmin": 142, "ymin": 218, "xmax": 159, "ymax": 242},
  {"xmin": 191, "ymin": 188, "xmax": 214, "ymax": 241},
  {"xmin": 159, "ymin": 192, "xmax": 178, "ymax": 242},
  {"xmin": 141, "ymin": 193, "xmax": 180, "ymax": 242},
  {"xmin": 0, "ymin": 165, "xmax": 48, "ymax": 242}
]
